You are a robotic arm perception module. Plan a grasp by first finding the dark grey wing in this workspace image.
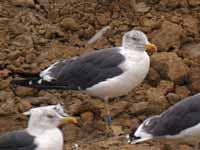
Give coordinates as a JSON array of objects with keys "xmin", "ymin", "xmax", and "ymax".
[
  {"xmin": 42, "ymin": 47, "xmax": 125, "ymax": 89},
  {"xmin": 151, "ymin": 94, "xmax": 200, "ymax": 136},
  {"xmin": 0, "ymin": 130, "xmax": 37, "ymax": 150}
]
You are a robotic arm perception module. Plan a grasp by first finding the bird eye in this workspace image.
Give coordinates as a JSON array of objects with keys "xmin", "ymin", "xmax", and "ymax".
[
  {"xmin": 47, "ymin": 114, "xmax": 55, "ymax": 118},
  {"xmin": 132, "ymin": 37, "xmax": 139, "ymax": 41}
]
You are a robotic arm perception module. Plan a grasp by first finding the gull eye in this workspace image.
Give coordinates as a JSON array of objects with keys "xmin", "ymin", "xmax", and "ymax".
[
  {"xmin": 132, "ymin": 37, "xmax": 139, "ymax": 41},
  {"xmin": 47, "ymin": 114, "xmax": 55, "ymax": 119}
]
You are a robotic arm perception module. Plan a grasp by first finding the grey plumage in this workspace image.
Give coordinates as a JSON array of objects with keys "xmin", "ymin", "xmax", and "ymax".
[
  {"xmin": 0, "ymin": 130, "xmax": 36, "ymax": 150},
  {"xmin": 10, "ymin": 48, "xmax": 125, "ymax": 90}
]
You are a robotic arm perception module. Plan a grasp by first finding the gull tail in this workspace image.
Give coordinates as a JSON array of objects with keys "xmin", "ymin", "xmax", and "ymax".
[
  {"xmin": 10, "ymin": 78, "xmax": 75, "ymax": 90},
  {"xmin": 9, "ymin": 71, "xmax": 40, "ymax": 78}
]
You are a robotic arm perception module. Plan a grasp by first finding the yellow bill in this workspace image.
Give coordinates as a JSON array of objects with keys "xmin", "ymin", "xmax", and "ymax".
[
  {"xmin": 144, "ymin": 43, "xmax": 157, "ymax": 52},
  {"xmin": 61, "ymin": 116, "xmax": 78, "ymax": 124}
]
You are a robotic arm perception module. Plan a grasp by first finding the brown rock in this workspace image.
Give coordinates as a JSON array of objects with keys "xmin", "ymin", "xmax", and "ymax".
[
  {"xmin": 96, "ymin": 13, "xmax": 111, "ymax": 26},
  {"xmin": 17, "ymin": 100, "xmax": 32, "ymax": 113},
  {"xmin": 157, "ymin": 80, "xmax": 174, "ymax": 94},
  {"xmin": 110, "ymin": 101, "xmax": 128, "ymax": 117},
  {"xmin": 166, "ymin": 93, "xmax": 181, "ymax": 105},
  {"xmin": 135, "ymin": 2, "xmax": 150, "ymax": 13},
  {"xmin": 151, "ymin": 21, "xmax": 185, "ymax": 51},
  {"xmin": 129, "ymin": 102, "xmax": 148, "ymax": 115},
  {"xmin": 10, "ymin": 0, "xmax": 35, "ymax": 7},
  {"xmin": 175, "ymin": 86, "xmax": 190, "ymax": 99},
  {"xmin": 181, "ymin": 43, "xmax": 200, "ymax": 58},
  {"xmin": 189, "ymin": 66, "xmax": 200, "ymax": 92},
  {"xmin": 146, "ymin": 88, "xmax": 169, "ymax": 114},
  {"xmin": 188, "ymin": 0, "xmax": 200, "ymax": 6},
  {"xmin": 159, "ymin": 0, "xmax": 188, "ymax": 9},
  {"xmin": 14, "ymin": 87, "xmax": 38, "ymax": 97},
  {"xmin": 147, "ymin": 68, "xmax": 160, "ymax": 85},
  {"xmin": 182, "ymin": 15, "xmax": 199, "ymax": 36},
  {"xmin": 151, "ymin": 52, "xmax": 189, "ymax": 84},
  {"xmin": 81, "ymin": 111, "xmax": 94, "ymax": 122},
  {"xmin": 60, "ymin": 17, "xmax": 80, "ymax": 31}
]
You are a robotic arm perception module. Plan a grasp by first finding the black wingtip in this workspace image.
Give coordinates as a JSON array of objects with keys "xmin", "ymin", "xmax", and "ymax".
[
  {"xmin": 9, "ymin": 71, "xmax": 39, "ymax": 78},
  {"xmin": 10, "ymin": 79, "xmax": 31, "ymax": 87}
]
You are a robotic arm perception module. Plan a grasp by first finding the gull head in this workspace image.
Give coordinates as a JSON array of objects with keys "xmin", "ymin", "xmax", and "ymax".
[
  {"xmin": 122, "ymin": 30, "xmax": 157, "ymax": 52},
  {"xmin": 24, "ymin": 104, "xmax": 78, "ymax": 130}
]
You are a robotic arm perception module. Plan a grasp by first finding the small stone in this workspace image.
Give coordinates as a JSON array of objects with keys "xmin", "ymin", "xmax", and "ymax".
[
  {"xmin": 17, "ymin": 100, "xmax": 32, "ymax": 113},
  {"xmin": 110, "ymin": 101, "xmax": 128, "ymax": 117},
  {"xmin": 157, "ymin": 80, "xmax": 174, "ymax": 94},
  {"xmin": 60, "ymin": 17, "xmax": 80, "ymax": 31},
  {"xmin": 10, "ymin": 0, "xmax": 35, "ymax": 7},
  {"xmin": 14, "ymin": 87, "xmax": 37, "ymax": 97},
  {"xmin": 110, "ymin": 125, "xmax": 124, "ymax": 136},
  {"xmin": 175, "ymin": 86, "xmax": 191, "ymax": 99},
  {"xmin": 96, "ymin": 13, "xmax": 111, "ymax": 26},
  {"xmin": 189, "ymin": 66, "xmax": 200, "ymax": 92},
  {"xmin": 81, "ymin": 111, "xmax": 94, "ymax": 122},
  {"xmin": 136, "ymin": 2, "xmax": 150, "ymax": 13},
  {"xmin": 166, "ymin": 93, "xmax": 181, "ymax": 105},
  {"xmin": 129, "ymin": 102, "xmax": 148, "ymax": 115},
  {"xmin": 146, "ymin": 88, "xmax": 169, "ymax": 114},
  {"xmin": 147, "ymin": 68, "xmax": 160, "ymax": 85}
]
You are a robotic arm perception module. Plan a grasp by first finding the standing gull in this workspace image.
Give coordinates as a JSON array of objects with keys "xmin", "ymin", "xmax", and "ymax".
[
  {"xmin": 10, "ymin": 30, "xmax": 157, "ymax": 127},
  {"xmin": 0, "ymin": 104, "xmax": 77, "ymax": 150},
  {"xmin": 127, "ymin": 93, "xmax": 200, "ymax": 150}
]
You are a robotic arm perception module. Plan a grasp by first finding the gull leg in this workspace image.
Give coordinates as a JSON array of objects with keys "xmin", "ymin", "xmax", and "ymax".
[{"xmin": 104, "ymin": 98, "xmax": 112, "ymax": 129}]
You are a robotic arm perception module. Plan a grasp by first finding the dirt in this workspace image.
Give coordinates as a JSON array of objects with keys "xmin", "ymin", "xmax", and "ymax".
[{"xmin": 0, "ymin": 0, "xmax": 200, "ymax": 150}]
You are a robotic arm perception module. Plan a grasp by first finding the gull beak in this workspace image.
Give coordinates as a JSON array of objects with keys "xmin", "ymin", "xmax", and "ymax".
[
  {"xmin": 61, "ymin": 116, "xmax": 78, "ymax": 124},
  {"xmin": 144, "ymin": 43, "xmax": 157, "ymax": 52}
]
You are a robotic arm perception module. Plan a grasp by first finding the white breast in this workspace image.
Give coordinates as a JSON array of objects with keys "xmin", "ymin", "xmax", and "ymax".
[
  {"xmin": 34, "ymin": 128, "xmax": 63, "ymax": 150},
  {"xmin": 86, "ymin": 49, "xmax": 150, "ymax": 99}
]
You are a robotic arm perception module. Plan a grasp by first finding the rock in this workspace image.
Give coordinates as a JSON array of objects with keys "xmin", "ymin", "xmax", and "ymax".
[
  {"xmin": 146, "ymin": 88, "xmax": 169, "ymax": 114},
  {"xmin": 45, "ymin": 25, "xmax": 65, "ymax": 39},
  {"xmin": 110, "ymin": 101, "xmax": 128, "ymax": 117},
  {"xmin": 189, "ymin": 66, "xmax": 200, "ymax": 92},
  {"xmin": 151, "ymin": 21, "xmax": 185, "ymax": 51},
  {"xmin": 157, "ymin": 80, "xmax": 174, "ymax": 94},
  {"xmin": 188, "ymin": 0, "xmax": 200, "ymax": 6},
  {"xmin": 0, "ymin": 69, "xmax": 10, "ymax": 78},
  {"xmin": 129, "ymin": 102, "xmax": 148, "ymax": 115},
  {"xmin": 151, "ymin": 52, "xmax": 190, "ymax": 84},
  {"xmin": 182, "ymin": 15, "xmax": 199, "ymax": 36},
  {"xmin": 181, "ymin": 43, "xmax": 200, "ymax": 58},
  {"xmin": 0, "ymin": 91, "xmax": 16, "ymax": 115},
  {"xmin": 17, "ymin": 100, "xmax": 32, "ymax": 113},
  {"xmin": 159, "ymin": 0, "xmax": 188, "ymax": 10},
  {"xmin": 175, "ymin": 86, "xmax": 191, "ymax": 99},
  {"xmin": 166, "ymin": 93, "xmax": 181, "ymax": 105},
  {"xmin": 136, "ymin": 2, "xmax": 150, "ymax": 13},
  {"xmin": 10, "ymin": 0, "xmax": 35, "ymax": 8},
  {"xmin": 110, "ymin": 125, "xmax": 124, "ymax": 136},
  {"xmin": 96, "ymin": 13, "xmax": 111, "ymax": 26},
  {"xmin": 11, "ymin": 35, "xmax": 33, "ymax": 48},
  {"xmin": 147, "ymin": 68, "xmax": 160, "ymax": 85},
  {"xmin": 81, "ymin": 111, "xmax": 94, "ymax": 122},
  {"xmin": 60, "ymin": 17, "xmax": 80, "ymax": 31},
  {"xmin": 145, "ymin": 0, "xmax": 161, "ymax": 4},
  {"xmin": 14, "ymin": 87, "xmax": 38, "ymax": 97}
]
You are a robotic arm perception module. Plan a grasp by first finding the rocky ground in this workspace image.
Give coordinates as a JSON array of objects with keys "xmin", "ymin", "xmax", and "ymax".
[{"xmin": 0, "ymin": 0, "xmax": 200, "ymax": 149}]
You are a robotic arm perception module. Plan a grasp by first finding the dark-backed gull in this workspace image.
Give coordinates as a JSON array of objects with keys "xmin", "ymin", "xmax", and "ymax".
[
  {"xmin": 10, "ymin": 30, "xmax": 157, "ymax": 127},
  {"xmin": 0, "ymin": 104, "xmax": 77, "ymax": 150},
  {"xmin": 127, "ymin": 93, "xmax": 200, "ymax": 150}
]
